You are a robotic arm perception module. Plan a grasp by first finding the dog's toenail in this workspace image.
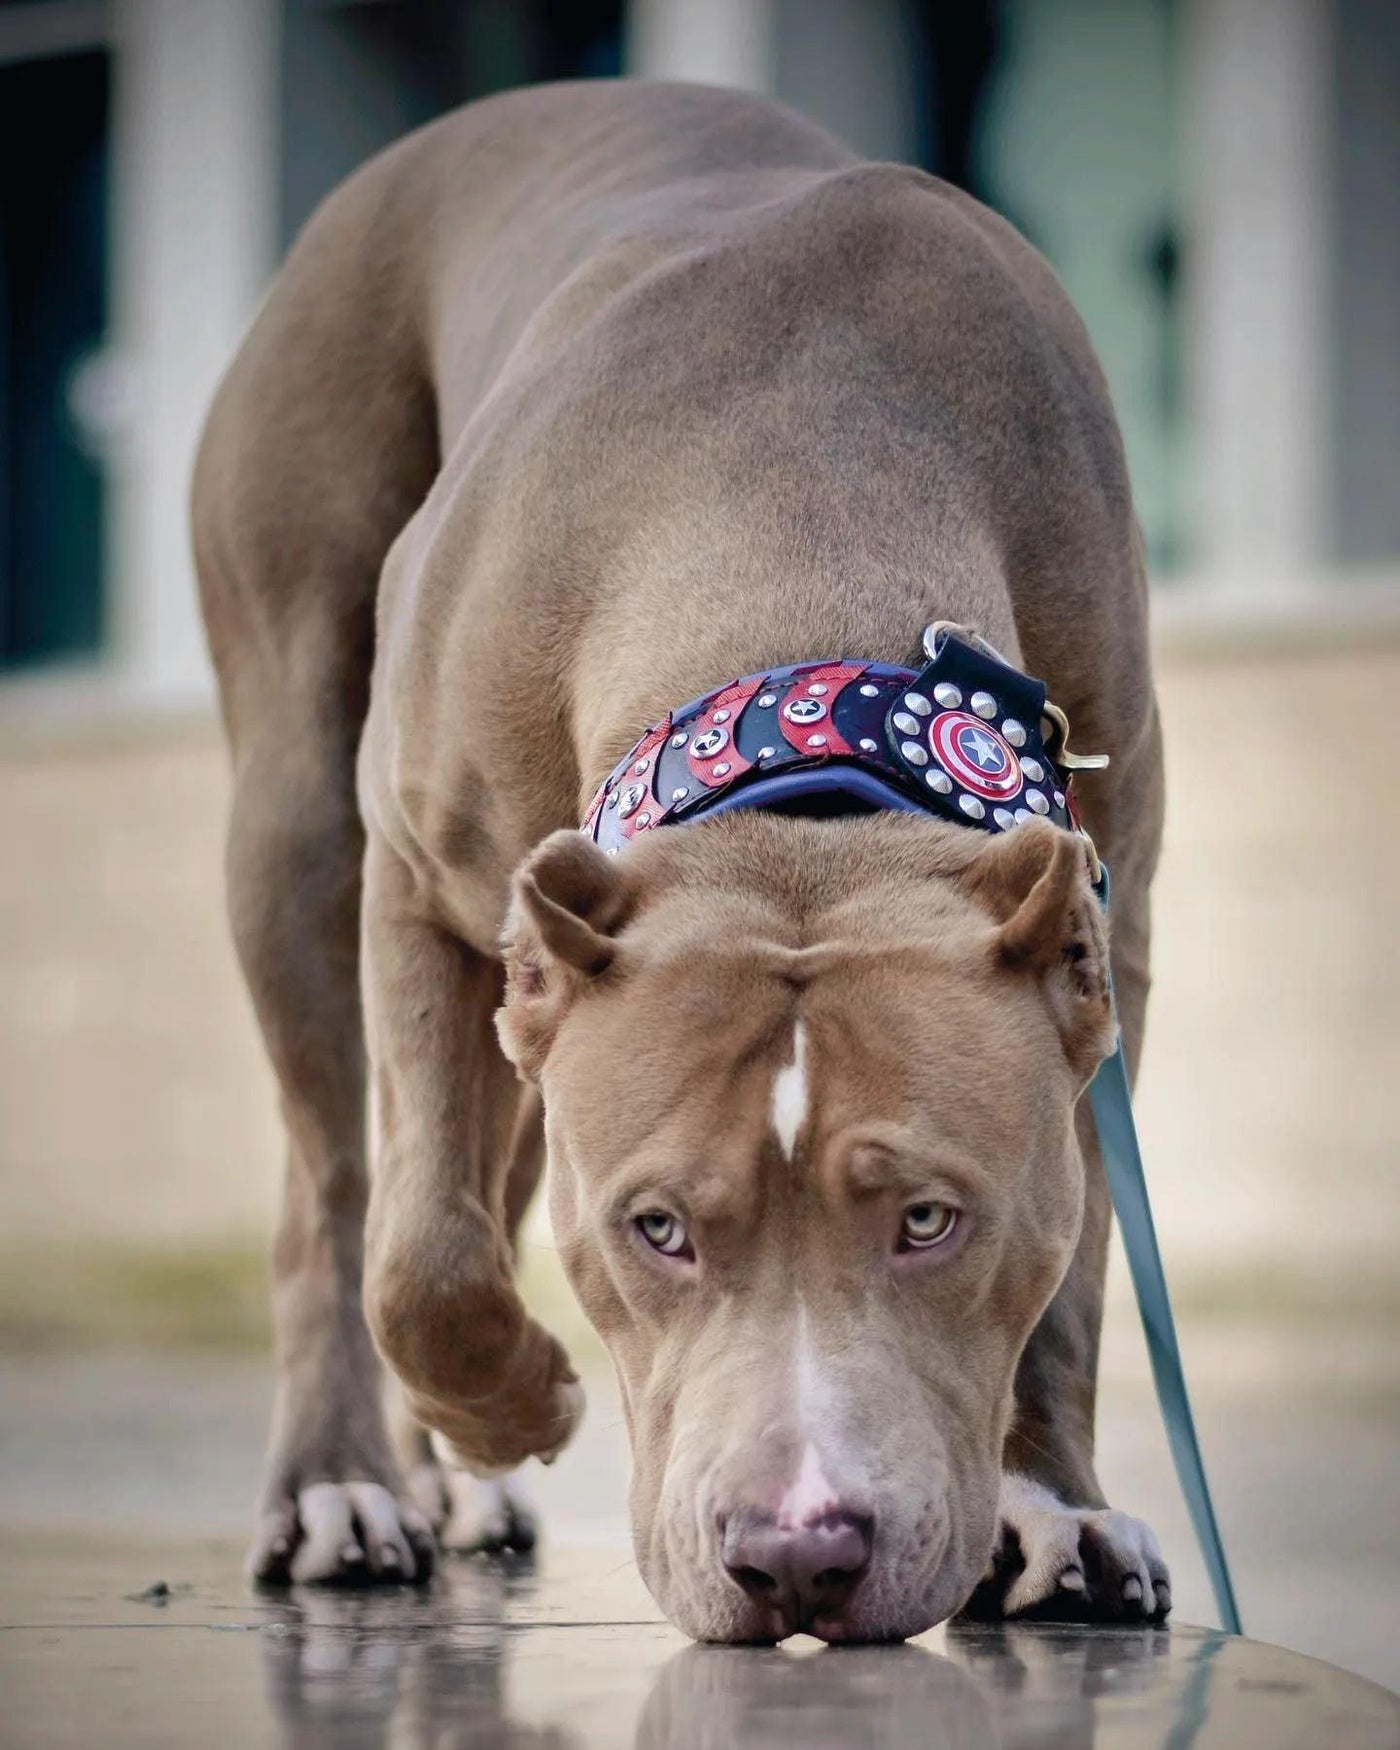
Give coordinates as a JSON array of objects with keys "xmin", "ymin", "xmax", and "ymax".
[
  {"xmin": 381, "ymin": 1548, "xmax": 400, "ymax": 1568},
  {"xmin": 340, "ymin": 1543, "xmax": 363, "ymax": 1563},
  {"xmin": 1123, "ymin": 1576, "xmax": 1143, "ymax": 1601},
  {"xmin": 1059, "ymin": 1568, "xmax": 1086, "ymax": 1592}
]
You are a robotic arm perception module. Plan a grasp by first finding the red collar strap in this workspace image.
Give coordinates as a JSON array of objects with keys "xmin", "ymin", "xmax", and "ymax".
[{"xmin": 581, "ymin": 624, "xmax": 1101, "ymax": 856}]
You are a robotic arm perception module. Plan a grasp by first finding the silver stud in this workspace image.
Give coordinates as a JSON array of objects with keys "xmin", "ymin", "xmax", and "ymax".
[
  {"xmin": 958, "ymin": 794, "xmax": 986, "ymax": 820},
  {"xmin": 617, "ymin": 784, "xmax": 645, "ymax": 817},
  {"xmin": 1053, "ymin": 791, "xmax": 1065, "ymax": 808},
  {"xmin": 859, "ymin": 737, "xmax": 879, "ymax": 753},
  {"xmin": 934, "ymin": 682, "xmax": 962, "ymax": 708},
  {"xmin": 1025, "ymin": 788, "xmax": 1049, "ymax": 815},
  {"xmin": 692, "ymin": 726, "xmax": 729, "ymax": 757},
  {"xmin": 633, "ymin": 758, "xmax": 650, "ymax": 775},
  {"xmin": 859, "ymin": 683, "xmax": 880, "ymax": 698},
  {"xmin": 925, "ymin": 770, "xmax": 952, "ymax": 794},
  {"xmin": 757, "ymin": 693, "xmax": 777, "ymax": 708},
  {"xmin": 606, "ymin": 847, "xmax": 620, "ymax": 857},
  {"xmin": 900, "ymin": 740, "xmax": 929, "ymax": 767},
  {"xmin": 970, "ymin": 691, "xmax": 997, "ymax": 719},
  {"xmin": 1014, "ymin": 808, "xmax": 1031, "ymax": 824},
  {"xmin": 757, "ymin": 745, "xmax": 776, "ymax": 759},
  {"xmin": 1001, "ymin": 718, "xmax": 1027, "ymax": 747},
  {"xmin": 635, "ymin": 812, "xmax": 651, "ymax": 828},
  {"xmin": 807, "ymin": 682, "xmax": 829, "ymax": 696},
  {"xmin": 670, "ymin": 731, "xmax": 688, "ymax": 748},
  {"xmin": 784, "ymin": 697, "xmax": 826, "ymax": 723},
  {"xmin": 712, "ymin": 761, "xmax": 731, "ymax": 777},
  {"xmin": 605, "ymin": 787, "xmax": 619, "ymax": 809},
  {"xmin": 1019, "ymin": 756, "xmax": 1044, "ymax": 783},
  {"xmin": 993, "ymin": 807, "xmax": 1017, "ymax": 830},
  {"xmin": 893, "ymin": 711, "xmax": 922, "ymax": 736},
  {"xmin": 670, "ymin": 786, "xmax": 690, "ymax": 803},
  {"xmin": 713, "ymin": 708, "xmax": 730, "ymax": 724},
  {"xmin": 807, "ymin": 734, "xmax": 828, "ymax": 749},
  {"xmin": 903, "ymin": 691, "xmax": 932, "ymax": 716}
]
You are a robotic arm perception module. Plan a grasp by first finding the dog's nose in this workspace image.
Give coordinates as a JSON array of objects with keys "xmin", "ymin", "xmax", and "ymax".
[{"xmin": 722, "ymin": 1506, "xmax": 873, "ymax": 1629}]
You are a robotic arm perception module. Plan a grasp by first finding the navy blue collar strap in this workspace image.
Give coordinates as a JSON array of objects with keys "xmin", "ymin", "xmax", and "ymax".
[{"xmin": 582, "ymin": 622, "xmax": 1241, "ymax": 1635}]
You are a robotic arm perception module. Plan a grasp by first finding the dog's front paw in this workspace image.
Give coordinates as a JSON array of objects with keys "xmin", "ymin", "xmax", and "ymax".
[
  {"xmin": 436, "ymin": 1468, "xmax": 539, "ymax": 1555},
  {"xmin": 404, "ymin": 1453, "xmax": 540, "ymax": 1554},
  {"xmin": 251, "ymin": 1479, "xmax": 437, "ymax": 1588},
  {"xmin": 408, "ymin": 1318, "xmax": 584, "ymax": 1476},
  {"xmin": 250, "ymin": 1370, "xmax": 438, "ymax": 1588},
  {"xmin": 960, "ymin": 1474, "xmax": 1170, "ymax": 1623}
]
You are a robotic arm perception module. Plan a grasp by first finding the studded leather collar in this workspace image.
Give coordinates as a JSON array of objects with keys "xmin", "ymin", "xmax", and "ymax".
[{"xmin": 581, "ymin": 624, "xmax": 1098, "ymax": 855}]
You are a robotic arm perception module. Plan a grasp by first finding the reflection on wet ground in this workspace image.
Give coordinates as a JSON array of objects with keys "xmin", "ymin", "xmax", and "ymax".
[{"xmin": 2, "ymin": 1532, "xmax": 1395, "ymax": 1748}]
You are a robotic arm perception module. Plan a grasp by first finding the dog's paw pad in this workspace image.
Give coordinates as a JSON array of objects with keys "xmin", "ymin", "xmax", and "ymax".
[{"xmin": 961, "ymin": 1474, "xmax": 1170, "ymax": 1623}]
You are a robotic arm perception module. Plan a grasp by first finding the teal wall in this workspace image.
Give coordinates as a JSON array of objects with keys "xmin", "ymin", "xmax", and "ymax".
[
  {"xmin": 0, "ymin": 50, "xmax": 109, "ymax": 670},
  {"xmin": 979, "ymin": 0, "xmax": 1183, "ymax": 569}
]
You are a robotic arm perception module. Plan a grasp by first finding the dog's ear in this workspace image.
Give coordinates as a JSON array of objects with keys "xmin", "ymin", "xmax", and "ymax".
[
  {"xmin": 961, "ymin": 821, "xmax": 1114, "ymax": 1079},
  {"xmin": 496, "ymin": 831, "xmax": 634, "ymax": 1079}
]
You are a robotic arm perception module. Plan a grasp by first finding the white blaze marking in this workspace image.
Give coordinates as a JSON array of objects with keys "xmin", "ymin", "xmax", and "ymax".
[
  {"xmin": 795, "ymin": 1297, "xmax": 823, "ymax": 1421},
  {"xmin": 777, "ymin": 1298, "xmax": 841, "ymax": 1525},
  {"xmin": 777, "ymin": 1442, "xmax": 839, "ymax": 1529},
  {"xmin": 770, "ymin": 1020, "xmax": 808, "ymax": 1158}
]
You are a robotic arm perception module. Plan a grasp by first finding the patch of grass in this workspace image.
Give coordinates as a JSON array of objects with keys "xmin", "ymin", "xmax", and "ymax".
[
  {"xmin": 0, "ymin": 1234, "xmax": 608, "ymax": 1363},
  {"xmin": 0, "ymin": 1240, "xmax": 272, "ymax": 1354}
]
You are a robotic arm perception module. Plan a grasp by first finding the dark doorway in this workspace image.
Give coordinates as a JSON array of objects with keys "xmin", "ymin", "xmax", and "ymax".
[
  {"xmin": 0, "ymin": 47, "xmax": 109, "ymax": 670},
  {"xmin": 280, "ymin": 0, "xmax": 624, "ymax": 251}
]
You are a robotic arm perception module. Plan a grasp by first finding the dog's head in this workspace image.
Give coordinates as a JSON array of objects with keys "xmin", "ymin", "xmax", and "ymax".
[{"xmin": 497, "ymin": 812, "xmax": 1113, "ymax": 1642}]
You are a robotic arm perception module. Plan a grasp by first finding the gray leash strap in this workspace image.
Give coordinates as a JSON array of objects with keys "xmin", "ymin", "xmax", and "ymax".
[{"xmin": 1090, "ymin": 867, "xmax": 1243, "ymax": 1635}]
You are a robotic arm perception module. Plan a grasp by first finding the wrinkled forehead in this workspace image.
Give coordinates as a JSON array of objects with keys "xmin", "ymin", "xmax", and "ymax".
[{"xmin": 550, "ymin": 920, "xmax": 1059, "ymax": 1187}]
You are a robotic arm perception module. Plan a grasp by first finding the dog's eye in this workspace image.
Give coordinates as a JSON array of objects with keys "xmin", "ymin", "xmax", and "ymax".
[
  {"xmin": 636, "ymin": 1210, "xmax": 690, "ymax": 1257},
  {"xmin": 899, "ymin": 1201, "xmax": 957, "ymax": 1250}
]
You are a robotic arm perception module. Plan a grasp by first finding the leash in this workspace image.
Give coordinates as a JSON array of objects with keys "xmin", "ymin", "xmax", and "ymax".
[
  {"xmin": 1090, "ymin": 866, "xmax": 1243, "ymax": 1635},
  {"xmin": 584, "ymin": 622, "xmax": 1243, "ymax": 1632}
]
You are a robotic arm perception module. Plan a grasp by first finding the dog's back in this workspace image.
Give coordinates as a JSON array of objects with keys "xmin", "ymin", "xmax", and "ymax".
[{"xmin": 199, "ymin": 82, "xmax": 1144, "ymax": 724}]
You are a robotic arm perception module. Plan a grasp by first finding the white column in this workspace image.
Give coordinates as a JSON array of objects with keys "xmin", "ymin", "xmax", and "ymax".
[
  {"xmin": 1184, "ymin": 0, "xmax": 1332, "ymax": 584},
  {"xmin": 107, "ymin": 0, "xmax": 278, "ymax": 701},
  {"xmin": 626, "ymin": 0, "xmax": 777, "ymax": 90}
]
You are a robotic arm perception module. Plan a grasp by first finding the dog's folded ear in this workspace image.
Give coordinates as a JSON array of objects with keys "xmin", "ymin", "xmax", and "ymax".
[
  {"xmin": 496, "ymin": 831, "xmax": 634, "ymax": 1079},
  {"xmin": 961, "ymin": 821, "xmax": 1115, "ymax": 1079}
]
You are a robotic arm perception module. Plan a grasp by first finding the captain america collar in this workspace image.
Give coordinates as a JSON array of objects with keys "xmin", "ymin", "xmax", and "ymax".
[{"xmin": 581, "ymin": 622, "xmax": 1107, "ymax": 857}]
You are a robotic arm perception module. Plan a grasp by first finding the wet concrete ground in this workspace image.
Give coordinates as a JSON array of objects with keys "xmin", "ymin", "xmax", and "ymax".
[
  {"xmin": 2, "ymin": 1341, "xmax": 1396, "ymax": 1687},
  {"xmin": 3, "ymin": 1529, "xmax": 1398, "ymax": 1748},
  {"xmin": 0, "ymin": 1349, "xmax": 1397, "ymax": 1744}
]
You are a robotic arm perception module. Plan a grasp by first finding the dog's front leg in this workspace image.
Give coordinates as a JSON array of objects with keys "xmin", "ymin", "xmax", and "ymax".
[
  {"xmin": 963, "ymin": 1111, "xmax": 1167, "ymax": 1623},
  {"xmin": 965, "ymin": 842, "xmax": 1171, "ymax": 1624},
  {"xmin": 361, "ymin": 835, "xmax": 583, "ymax": 1480}
]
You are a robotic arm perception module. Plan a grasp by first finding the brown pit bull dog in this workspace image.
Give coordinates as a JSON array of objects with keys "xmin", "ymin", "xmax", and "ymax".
[{"xmin": 193, "ymin": 80, "xmax": 1168, "ymax": 1642}]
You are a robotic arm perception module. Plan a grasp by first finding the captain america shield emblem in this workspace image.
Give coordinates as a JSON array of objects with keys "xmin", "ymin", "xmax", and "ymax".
[{"xmin": 929, "ymin": 711, "xmax": 1022, "ymax": 800}]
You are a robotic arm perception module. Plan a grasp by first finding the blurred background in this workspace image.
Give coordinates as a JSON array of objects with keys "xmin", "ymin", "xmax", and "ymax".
[{"xmin": 0, "ymin": 0, "xmax": 1395, "ymax": 1693}]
